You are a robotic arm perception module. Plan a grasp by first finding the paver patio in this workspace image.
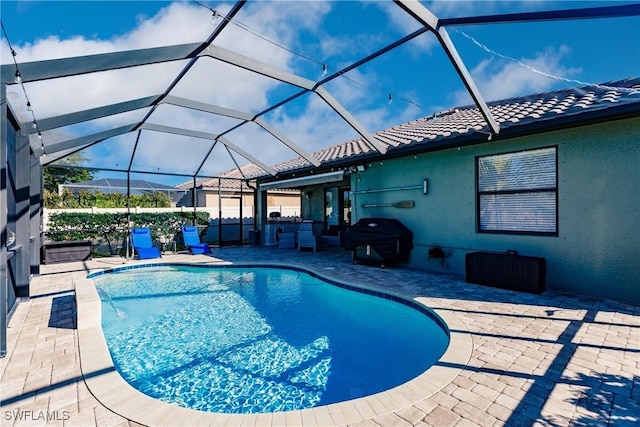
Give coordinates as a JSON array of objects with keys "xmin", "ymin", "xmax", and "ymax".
[{"xmin": 1, "ymin": 246, "xmax": 638, "ymax": 426}]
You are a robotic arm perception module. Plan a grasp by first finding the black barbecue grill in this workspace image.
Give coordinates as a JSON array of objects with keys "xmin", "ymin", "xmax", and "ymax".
[{"xmin": 344, "ymin": 218, "xmax": 413, "ymax": 267}]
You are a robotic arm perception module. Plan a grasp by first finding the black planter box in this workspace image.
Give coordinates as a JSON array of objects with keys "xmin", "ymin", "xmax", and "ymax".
[
  {"xmin": 465, "ymin": 251, "xmax": 546, "ymax": 294},
  {"xmin": 44, "ymin": 240, "xmax": 92, "ymax": 264}
]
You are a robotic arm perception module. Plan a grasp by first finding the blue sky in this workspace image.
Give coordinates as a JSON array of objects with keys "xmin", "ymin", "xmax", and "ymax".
[{"xmin": 2, "ymin": 1, "xmax": 639, "ymax": 185}]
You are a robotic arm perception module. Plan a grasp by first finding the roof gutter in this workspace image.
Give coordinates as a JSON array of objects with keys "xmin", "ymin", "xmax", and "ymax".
[{"xmin": 258, "ymin": 170, "xmax": 345, "ymax": 190}]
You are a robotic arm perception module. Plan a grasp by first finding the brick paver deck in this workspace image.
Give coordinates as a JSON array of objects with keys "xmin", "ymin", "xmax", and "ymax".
[{"xmin": 1, "ymin": 246, "xmax": 638, "ymax": 426}]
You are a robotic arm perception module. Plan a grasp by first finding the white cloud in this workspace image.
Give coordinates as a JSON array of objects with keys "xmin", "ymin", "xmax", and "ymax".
[
  {"xmin": 6, "ymin": 3, "xmax": 212, "ymax": 62},
  {"xmin": 268, "ymin": 92, "xmax": 360, "ymax": 155},
  {"xmin": 10, "ymin": 0, "xmax": 428, "ymax": 176},
  {"xmin": 373, "ymin": 0, "xmax": 438, "ymax": 55},
  {"xmin": 451, "ymin": 45, "xmax": 582, "ymax": 106},
  {"xmin": 6, "ymin": 1, "xmax": 348, "ymax": 176},
  {"xmin": 319, "ymin": 31, "xmax": 391, "ymax": 65},
  {"xmin": 6, "ymin": 2, "xmax": 212, "ymax": 122}
]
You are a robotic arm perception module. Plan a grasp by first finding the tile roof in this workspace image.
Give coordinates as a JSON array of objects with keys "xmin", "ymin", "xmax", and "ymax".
[
  {"xmin": 187, "ymin": 78, "xmax": 640, "ymax": 186},
  {"xmin": 178, "ymin": 165, "xmax": 298, "ymax": 192},
  {"xmin": 266, "ymin": 78, "xmax": 640, "ymax": 179},
  {"xmin": 176, "ymin": 166, "xmax": 258, "ymax": 190}
]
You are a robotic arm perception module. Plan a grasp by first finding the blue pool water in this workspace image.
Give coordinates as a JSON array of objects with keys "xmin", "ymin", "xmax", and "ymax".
[{"xmin": 90, "ymin": 265, "xmax": 449, "ymax": 414}]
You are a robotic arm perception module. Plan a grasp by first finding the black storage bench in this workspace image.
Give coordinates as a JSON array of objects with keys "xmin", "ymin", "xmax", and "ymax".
[
  {"xmin": 465, "ymin": 251, "xmax": 546, "ymax": 294},
  {"xmin": 44, "ymin": 240, "xmax": 92, "ymax": 264}
]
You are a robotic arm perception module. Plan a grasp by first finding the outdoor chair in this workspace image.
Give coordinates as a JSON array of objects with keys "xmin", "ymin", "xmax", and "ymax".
[
  {"xmin": 130, "ymin": 228, "xmax": 162, "ymax": 260},
  {"xmin": 297, "ymin": 222, "xmax": 322, "ymax": 252},
  {"xmin": 321, "ymin": 225, "xmax": 345, "ymax": 247},
  {"xmin": 181, "ymin": 225, "xmax": 212, "ymax": 255},
  {"xmin": 278, "ymin": 231, "xmax": 296, "ymax": 249}
]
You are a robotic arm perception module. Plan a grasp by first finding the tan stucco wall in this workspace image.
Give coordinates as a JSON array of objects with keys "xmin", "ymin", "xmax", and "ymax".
[
  {"xmin": 196, "ymin": 190, "xmax": 301, "ymax": 218},
  {"xmin": 266, "ymin": 192, "xmax": 301, "ymax": 217}
]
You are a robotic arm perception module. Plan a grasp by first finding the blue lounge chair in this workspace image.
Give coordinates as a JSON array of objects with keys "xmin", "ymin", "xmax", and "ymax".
[
  {"xmin": 131, "ymin": 228, "xmax": 162, "ymax": 260},
  {"xmin": 181, "ymin": 225, "xmax": 212, "ymax": 255}
]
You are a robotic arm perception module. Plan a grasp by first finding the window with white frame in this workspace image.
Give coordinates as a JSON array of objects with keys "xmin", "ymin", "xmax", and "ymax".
[{"xmin": 477, "ymin": 146, "xmax": 557, "ymax": 235}]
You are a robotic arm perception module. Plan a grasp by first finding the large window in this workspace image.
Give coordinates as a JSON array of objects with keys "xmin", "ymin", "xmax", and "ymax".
[{"xmin": 477, "ymin": 146, "xmax": 557, "ymax": 235}]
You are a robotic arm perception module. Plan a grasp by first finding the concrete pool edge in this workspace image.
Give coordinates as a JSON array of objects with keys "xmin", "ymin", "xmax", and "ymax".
[{"xmin": 76, "ymin": 262, "xmax": 473, "ymax": 426}]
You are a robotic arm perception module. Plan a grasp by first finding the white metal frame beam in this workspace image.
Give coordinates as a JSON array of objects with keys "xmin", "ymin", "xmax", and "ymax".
[
  {"xmin": 163, "ymin": 95, "xmax": 254, "ymax": 121},
  {"xmin": 11, "ymin": 39, "xmax": 382, "ymax": 171},
  {"xmin": 217, "ymin": 136, "xmax": 277, "ymax": 176},
  {"xmin": 140, "ymin": 123, "xmax": 277, "ymax": 175},
  {"xmin": 141, "ymin": 123, "xmax": 220, "ymax": 141},
  {"xmin": 394, "ymin": 0, "xmax": 500, "ymax": 135},
  {"xmin": 0, "ymin": 43, "xmax": 202, "ymax": 85},
  {"xmin": 29, "ymin": 92, "xmax": 321, "ymax": 168},
  {"xmin": 40, "ymin": 124, "xmax": 138, "ymax": 161},
  {"xmin": 315, "ymin": 87, "xmax": 388, "ymax": 153},
  {"xmin": 202, "ymin": 45, "xmax": 387, "ymax": 154},
  {"xmin": 164, "ymin": 96, "xmax": 321, "ymax": 166},
  {"xmin": 202, "ymin": 45, "xmax": 315, "ymax": 91},
  {"xmin": 27, "ymin": 96, "xmax": 161, "ymax": 133},
  {"xmin": 253, "ymin": 118, "xmax": 320, "ymax": 167}
]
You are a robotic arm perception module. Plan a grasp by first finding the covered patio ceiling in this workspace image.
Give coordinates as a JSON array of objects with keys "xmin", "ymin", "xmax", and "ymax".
[{"xmin": 2, "ymin": 1, "xmax": 639, "ymax": 184}]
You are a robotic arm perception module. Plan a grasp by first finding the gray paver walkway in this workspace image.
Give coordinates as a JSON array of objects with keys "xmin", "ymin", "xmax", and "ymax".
[{"xmin": 1, "ymin": 246, "xmax": 638, "ymax": 426}]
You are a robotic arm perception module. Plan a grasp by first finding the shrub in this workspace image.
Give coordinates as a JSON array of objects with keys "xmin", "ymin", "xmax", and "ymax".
[
  {"xmin": 46, "ymin": 211, "xmax": 210, "ymax": 256},
  {"xmin": 44, "ymin": 189, "xmax": 172, "ymax": 209}
]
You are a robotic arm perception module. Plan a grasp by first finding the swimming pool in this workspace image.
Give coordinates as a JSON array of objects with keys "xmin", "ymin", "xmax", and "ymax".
[{"xmin": 89, "ymin": 264, "xmax": 449, "ymax": 414}]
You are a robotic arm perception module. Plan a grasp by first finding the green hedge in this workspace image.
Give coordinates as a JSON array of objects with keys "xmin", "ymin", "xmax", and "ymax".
[
  {"xmin": 46, "ymin": 211, "xmax": 210, "ymax": 256},
  {"xmin": 44, "ymin": 188, "xmax": 173, "ymax": 209}
]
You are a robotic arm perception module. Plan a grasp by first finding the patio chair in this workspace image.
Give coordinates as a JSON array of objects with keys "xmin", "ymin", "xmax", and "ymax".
[
  {"xmin": 131, "ymin": 228, "xmax": 162, "ymax": 260},
  {"xmin": 181, "ymin": 225, "xmax": 212, "ymax": 255},
  {"xmin": 321, "ymin": 225, "xmax": 345, "ymax": 247},
  {"xmin": 297, "ymin": 222, "xmax": 322, "ymax": 252}
]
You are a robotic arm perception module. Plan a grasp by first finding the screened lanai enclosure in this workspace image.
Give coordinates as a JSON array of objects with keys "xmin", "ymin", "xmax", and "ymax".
[{"xmin": 2, "ymin": 1, "xmax": 639, "ymax": 356}]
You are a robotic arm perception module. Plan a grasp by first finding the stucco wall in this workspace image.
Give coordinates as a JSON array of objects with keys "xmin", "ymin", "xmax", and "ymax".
[
  {"xmin": 199, "ymin": 191, "xmax": 300, "ymax": 217},
  {"xmin": 266, "ymin": 192, "xmax": 302, "ymax": 217},
  {"xmin": 202, "ymin": 192, "xmax": 254, "ymax": 211},
  {"xmin": 351, "ymin": 117, "xmax": 639, "ymax": 304}
]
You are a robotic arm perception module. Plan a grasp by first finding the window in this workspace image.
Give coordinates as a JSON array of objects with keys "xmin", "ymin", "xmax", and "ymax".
[{"xmin": 477, "ymin": 147, "xmax": 557, "ymax": 235}]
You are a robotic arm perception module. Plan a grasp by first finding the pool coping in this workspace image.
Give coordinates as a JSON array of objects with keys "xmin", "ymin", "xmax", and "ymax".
[{"xmin": 76, "ymin": 261, "xmax": 473, "ymax": 426}]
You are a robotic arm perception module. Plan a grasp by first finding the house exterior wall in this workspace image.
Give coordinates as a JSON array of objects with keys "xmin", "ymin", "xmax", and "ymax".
[
  {"xmin": 202, "ymin": 192, "xmax": 253, "ymax": 211},
  {"xmin": 195, "ymin": 190, "xmax": 300, "ymax": 218},
  {"xmin": 300, "ymin": 186, "xmax": 329, "ymax": 222},
  {"xmin": 297, "ymin": 177, "xmax": 351, "ymax": 224},
  {"xmin": 200, "ymin": 190, "xmax": 211, "ymax": 207},
  {"xmin": 350, "ymin": 117, "xmax": 639, "ymax": 304}
]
